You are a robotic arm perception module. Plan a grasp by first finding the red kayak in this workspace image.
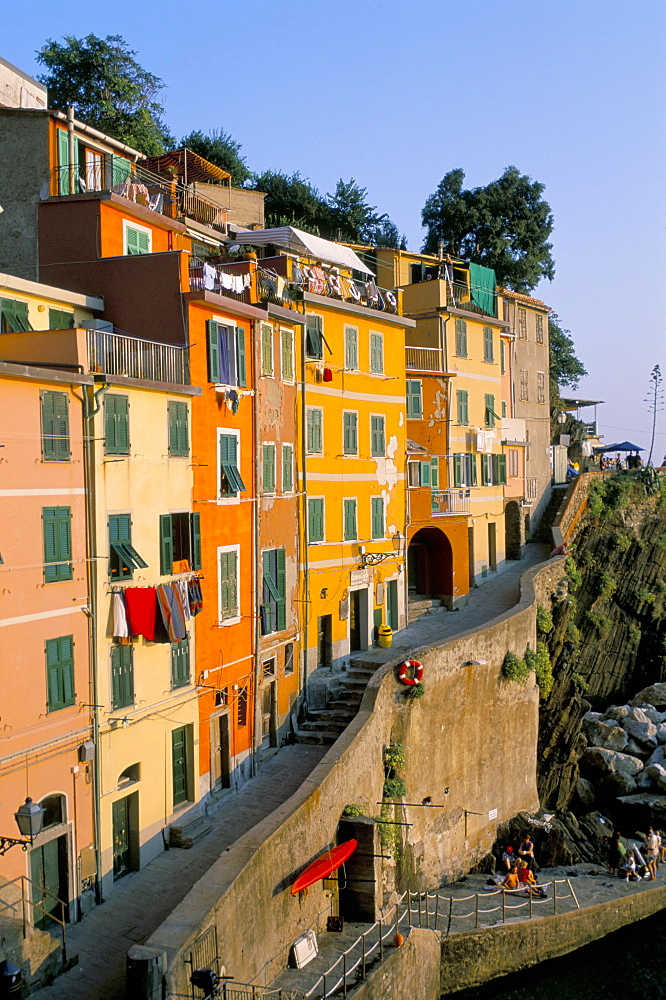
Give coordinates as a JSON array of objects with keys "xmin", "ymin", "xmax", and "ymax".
[{"xmin": 291, "ymin": 839, "xmax": 358, "ymax": 895}]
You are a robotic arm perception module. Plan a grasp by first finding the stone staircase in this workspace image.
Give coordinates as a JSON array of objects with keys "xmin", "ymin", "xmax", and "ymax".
[
  {"xmin": 169, "ymin": 814, "xmax": 213, "ymax": 849},
  {"xmin": 294, "ymin": 661, "xmax": 378, "ymax": 745},
  {"xmin": 407, "ymin": 595, "xmax": 446, "ymax": 623}
]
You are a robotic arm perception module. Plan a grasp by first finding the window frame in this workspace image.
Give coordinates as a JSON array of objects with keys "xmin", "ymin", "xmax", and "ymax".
[
  {"xmin": 111, "ymin": 643, "xmax": 134, "ymax": 709},
  {"xmin": 262, "ymin": 442, "xmax": 276, "ymax": 494},
  {"xmin": 537, "ymin": 371, "xmax": 546, "ymax": 404},
  {"xmin": 455, "ymin": 318, "xmax": 468, "ymax": 358},
  {"xmin": 282, "ymin": 443, "xmax": 294, "ymax": 493},
  {"xmin": 344, "ymin": 325, "xmax": 359, "ymax": 370},
  {"xmin": 171, "ymin": 636, "xmax": 190, "ymax": 689},
  {"xmin": 207, "ymin": 317, "xmax": 247, "ymax": 387},
  {"xmin": 217, "ymin": 544, "xmax": 240, "ymax": 625},
  {"xmin": 509, "ymin": 449, "xmax": 519, "ymax": 478},
  {"xmin": 456, "ymin": 389, "xmax": 469, "ymax": 425},
  {"xmin": 371, "ymin": 496, "xmax": 385, "ymax": 540},
  {"xmin": 260, "ymin": 322, "xmax": 274, "ymax": 377},
  {"xmin": 42, "ymin": 505, "xmax": 73, "ymax": 583},
  {"xmin": 45, "ymin": 635, "xmax": 75, "ymax": 712},
  {"xmin": 261, "ymin": 547, "xmax": 286, "ymax": 634},
  {"xmin": 122, "ymin": 219, "xmax": 152, "ymax": 256},
  {"xmin": 217, "ymin": 429, "xmax": 245, "ymax": 502},
  {"xmin": 41, "ymin": 390, "xmax": 70, "ymax": 462},
  {"xmin": 159, "ymin": 512, "xmax": 201, "ymax": 574},
  {"xmin": 518, "ymin": 308, "xmax": 527, "ymax": 340},
  {"xmin": 308, "ymin": 497, "xmax": 325, "ymax": 543},
  {"xmin": 108, "ymin": 513, "xmax": 147, "ymax": 581},
  {"xmin": 535, "ymin": 313, "xmax": 545, "ymax": 344},
  {"xmin": 406, "ymin": 379, "xmax": 423, "ymax": 418},
  {"xmin": 343, "ymin": 497, "xmax": 358, "ymax": 541},
  {"xmin": 370, "ymin": 414, "xmax": 386, "ymax": 457},
  {"xmin": 305, "ymin": 313, "xmax": 324, "ymax": 360},
  {"xmin": 520, "ymin": 369, "xmax": 529, "ymax": 402},
  {"xmin": 280, "ymin": 327, "xmax": 295, "ymax": 382},
  {"xmin": 483, "ymin": 326, "xmax": 494, "ymax": 363},
  {"xmin": 484, "ymin": 394, "xmax": 496, "ymax": 428},
  {"xmin": 306, "ymin": 407, "xmax": 323, "ymax": 454},
  {"xmin": 167, "ymin": 400, "xmax": 189, "ymax": 457},
  {"xmin": 343, "ymin": 410, "xmax": 358, "ymax": 456},
  {"xmin": 369, "ymin": 331, "xmax": 384, "ymax": 374},
  {"xmin": 104, "ymin": 393, "xmax": 130, "ymax": 456}
]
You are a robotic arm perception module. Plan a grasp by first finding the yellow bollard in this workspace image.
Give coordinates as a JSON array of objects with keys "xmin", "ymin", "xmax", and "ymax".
[{"xmin": 378, "ymin": 625, "xmax": 393, "ymax": 648}]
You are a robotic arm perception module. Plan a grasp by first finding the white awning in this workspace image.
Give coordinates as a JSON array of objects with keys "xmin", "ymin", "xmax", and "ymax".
[{"xmin": 230, "ymin": 226, "xmax": 374, "ymax": 276}]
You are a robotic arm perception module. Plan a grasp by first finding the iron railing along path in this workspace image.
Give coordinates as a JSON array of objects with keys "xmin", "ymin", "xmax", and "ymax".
[{"xmin": 0, "ymin": 874, "xmax": 68, "ymax": 964}]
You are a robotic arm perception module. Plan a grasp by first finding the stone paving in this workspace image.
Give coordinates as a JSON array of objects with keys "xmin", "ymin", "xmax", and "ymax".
[{"xmin": 30, "ymin": 544, "xmax": 552, "ymax": 1000}]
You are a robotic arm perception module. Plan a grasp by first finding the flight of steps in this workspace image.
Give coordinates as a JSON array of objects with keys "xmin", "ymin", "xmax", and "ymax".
[
  {"xmin": 294, "ymin": 662, "xmax": 377, "ymax": 745},
  {"xmin": 407, "ymin": 595, "xmax": 446, "ymax": 623},
  {"xmin": 169, "ymin": 815, "xmax": 213, "ymax": 848}
]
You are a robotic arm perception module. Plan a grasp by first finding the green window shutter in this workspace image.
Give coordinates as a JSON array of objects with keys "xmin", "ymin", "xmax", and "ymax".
[
  {"xmin": 207, "ymin": 320, "xmax": 220, "ymax": 382},
  {"xmin": 112, "ymin": 155, "xmax": 131, "ymax": 186},
  {"xmin": 105, "ymin": 394, "xmax": 129, "ymax": 455},
  {"xmin": 371, "ymin": 416, "xmax": 385, "ymax": 456},
  {"xmin": 371, "ymin": 497, "xmax": 384, "ymax": 539},
  {"xmin": 483, "ymin": 326, "xmax": 494, "ymax": 362},
  {"xmin": 109, "ymin": 514, "xmax": 133, "ymax": 581},
  {"xmin": 46, "ymin": 636, "xmax": 74, "ymax": 711},
  {"xmin": 345, "ymin": 327, "xmax": 358, "ymax": 370},
  {"xmin": 190, "ymin": 513, "xmax": 201, "ymax": 571},
  {"xmin": 308, "ymin": 499, "xmax": 324, "ymax": 542},
  {"xmin": 497, "ymin": 454, "xmax": 507, "ymax": 485},
  {"xmin": 406, "ymin": 380, "xmax": 422, "ymax": 418},
  {"xmin": 171, "ymin": 726, "xmax": 188, "ymax": 805},
  {"xmin": 112, "ymin": 645, "xmax": 134, "ymax": 708},
  {"xmin": 168, "ymin": 402, "xmax": 188, "ymax": 457},
  {"xmin": 282, "ymin": 444, "xmax": 293, "ymax": 492},
  {"xmin": 261, "ymin": 324, "xmax": 273, "ymax": 376},
  {"xmin": 43, "ymin": 507, "xmax": 58, "ymax": 581},
  {"xmin": 41, "ymin": 391, "xmax": 70, "ymax": 461},
  {"xmin": 457, "ymin": 390, "xmax": 468, "ymax": 425},
  {"xmin": 485, "ymin": 394, "xmax": 495, "ymax": 427},
  {"xmin": 343, "ymin": 498, "xmax": 357, "ymax": 541},
  {"xmin": 171, "ymin": 638, "xmax": 190, "ymax": 688},
  {"xmin": 236, "ymin": 327, "xmax": 247, "ymax": 387},
  {"xmin": 453, "ymin": 455, "xmax": 463, "ymax": 488},
  {"xmin": 160, "ymin": 514, "xmax": 173, "ymax": 575},
  {"xmin": 307, "ymin": 409, "xmax": 322, "ymax": 453},
  {"xmin": 220, "ymin": 550, "xmax": 238, "ymax": 620},
  {"xmin": 500, "ymin": 339, "xmax": 506, "ymax": 374},
  {"xmin": 305, "ymin": 315, "xmax": 323, "ymax": 359},
  {"xmin": 275, "ymin": 548, "xmax": 286, "ymax": 631},
  {"xmin": 470, "ymin": 454, "xmax": 478, "ymax": 486},
  {"xmin": 420, "ymin": 461, "xmax": 431, "ymax": 487},
  {"xmin": 0, "ymin": 299, "xmax": 31, "ymax": 332},
  {"xmin": 57, "ymin": 129, "xmax": 70, "ymax": 194},
  {"xmin": 280, "ymin": 329, "xmax": 293, "ymax": 381},
  {"xmin": 49, "ymin": 309, "xmax": 74, "ymax": 330},
  {"xmin": 370, "ymin": 332, "xmax": 383, "ymax": 373},
  {"xmin": 126, "ymin": 226, "xmax": 150, "ymax": 255},
  {"xmin": 262, "ymin": 444, "xmax": 276, "ymax": 493},
  {"xmin": 455, "ymin": 319, "xmax": 467, "ymax": 356},
  {"xmin": 343, "ymin": 412, "xmax": 357, "ymax": 455},
  {"xmin": 482, "ymin": 454, "xmax": 491, "ymax": 485},
  {"xmin": 43, "ymin": 506, "xmax": 72, "ymax": 583},
  {"xmin": 431, "ymin": 458, "xmax": 439, "ymax": 489}
]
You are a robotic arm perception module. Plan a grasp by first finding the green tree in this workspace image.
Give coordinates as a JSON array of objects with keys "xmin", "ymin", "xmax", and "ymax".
[
  {"xmin": 421, "ymin": 166, "xmax": 555, "ymax": 292},
  {"xmin": 251, "ymin": 170, "xmax": 329, "ymax": 231},
  {"xmin": 326, "ymin": 178, "xmax": 403, "ymax": 247},
  {"xmin": 644, "ymin": 365, "xmax": 663, "ymax": 466},
  {"xmin": 36, "ymin": 34, "xmax": 173, "ymax": 155},
  {"xmin": 179, "ymin": 129, "xmax": 250, "ymax": 187},
  {"xmin": 549, "ymin": 313, "xmax": 587, "ymax": 398}
]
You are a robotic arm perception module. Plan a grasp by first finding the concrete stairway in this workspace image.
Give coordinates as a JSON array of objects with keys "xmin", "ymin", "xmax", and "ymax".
[
  {"xmin": 294, "ymin": 663, "xmax": 377, "ymax": 745},
  {"xmin": 169, "ymin": 815, "xmax": 213, "ymax": 849},
  {"xmin": 408, "ymin": 595, "xmax": 446, "ymax": 623}
]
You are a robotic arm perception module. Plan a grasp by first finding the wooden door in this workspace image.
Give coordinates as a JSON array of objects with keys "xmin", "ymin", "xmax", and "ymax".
[
  {"xmin": 112, "ymin": 796, "xmax": 131, "ymax": 880},
  {"xmin": 30, "ymin": 838, "xmax": 66, "ymax": 929}
]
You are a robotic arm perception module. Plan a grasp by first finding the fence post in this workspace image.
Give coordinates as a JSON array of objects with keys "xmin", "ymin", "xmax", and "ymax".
[
  {"xmin": 448, "ymin": 895, "xmax": 453, "ymax": 932},
  {"xmin": 502, "ymin": 890, "xmax": 506, "ymax": 924},
  {"xmin": 418, "ymin": 892, "xmax": 422, "ymax": 926},
  {"xmin": 322, "ymin": 973, "xmax": 326, "ymax": 998},
  {"xmin": 553, "ymin": 881, "xmax": 557, "ymax": 915},
  {"xmin": 379, "ymin": 915, "xmax": 384, "ymax": 960},
  {"xmin": 425, "ymin": 891, "xmax": 429, "ymax": 927},
  {"xmin": 475, "ymin": 893, "xmax": 479, "ymax": 929},
  {"xmin": 408, "ymin": 892, "xmax": 412, "ymax": 927},
  {"xmin": 342, "ymin": 952, "xmax": 347, "ymax": 998},
  {"xmin": 529, "ymin": 889, "xmax": 532, "ymax": 920},
  {"xmin": 434, "ymin": 895, "xmax": 439, "ymax": 932},
  {"xmin": 362, "ymin": 933, "xmax": 366, "ymax": 980}
]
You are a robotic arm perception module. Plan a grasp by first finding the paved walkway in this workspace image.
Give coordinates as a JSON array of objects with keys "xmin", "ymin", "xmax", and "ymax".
[{"xmin": 32, "ymin": 545, "xmax": 551, "ymax": 1000}]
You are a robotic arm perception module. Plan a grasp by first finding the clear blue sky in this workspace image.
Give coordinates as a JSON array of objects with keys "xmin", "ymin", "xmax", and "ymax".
[{"xmin": 5, "ymin": 0, "xmax": 666, "ymax": 458}]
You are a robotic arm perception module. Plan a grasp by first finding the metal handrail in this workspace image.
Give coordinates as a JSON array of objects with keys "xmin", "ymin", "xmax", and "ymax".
[
  {"xmin": 0, "ymin": 874, "xmax": 68, "ymax": 962},
  {"xmin": 86, "ymin": 327, "xmax": 188, "ymax": 384}
]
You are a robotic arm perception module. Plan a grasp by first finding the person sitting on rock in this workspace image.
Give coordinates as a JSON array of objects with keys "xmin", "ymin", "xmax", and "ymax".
[
  {"xmin": 500, "ymin": 846, "xmax": 516, "ymax": 871},
  {"xmin": 501, "ymin": 864, "xmax": 521, "ymax": 891},
  {"xmin": 518, "ymin": 832, "xmax": 537, "ymax": 873},
  {"xmin": 621, "ymin": 850, "xmax": 640, "ymax": 881}
]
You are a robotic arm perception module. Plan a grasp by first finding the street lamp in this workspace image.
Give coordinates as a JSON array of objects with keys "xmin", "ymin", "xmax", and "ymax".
[{"xmin": 0, "ymin": 798, "xmax": 45, "ymax": 856}]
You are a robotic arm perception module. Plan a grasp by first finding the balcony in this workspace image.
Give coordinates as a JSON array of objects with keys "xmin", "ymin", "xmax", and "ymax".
[
  {"xmin": 431, "ymin": 488, "xmax": 471, "ymax": 515},
  {"xmin": 86, "ymin": 327, "xmax": 188, "ymax": 384},
  {"xmin": 188, "ymin": 257, "xmax": 252, "ymax": 303},
  {"xmin": 50, "ymin": 162, "xmax": 227, "ymax": 233},
  {"xmin": 405, "ymin": 346, "xmax": 445, "ymax": 372},
  {"xmin": 403, "ymin": 278, "xmax": 497, "ymax": 319}
]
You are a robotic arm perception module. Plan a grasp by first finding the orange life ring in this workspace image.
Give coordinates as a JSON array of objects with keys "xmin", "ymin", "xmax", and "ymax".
[{"xmin": 398, "ymin": 660, "xmax": 424, "ymax": 685}]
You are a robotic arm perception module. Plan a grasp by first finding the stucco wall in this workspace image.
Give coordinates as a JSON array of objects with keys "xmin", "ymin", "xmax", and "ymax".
[
  {"xmin": 352, "ymin": 928, "xmax": 441, "ymax": 1000},
  {"xmin": 144, "ymin": 557, "xmax": 553, "ymax": 994},
  {"xmin": 0, "ymin": 112, "xmax": 50, "ymax": 280}
]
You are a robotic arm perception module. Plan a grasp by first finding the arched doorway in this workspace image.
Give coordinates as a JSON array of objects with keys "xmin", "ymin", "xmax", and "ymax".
[
  {"xmin": 505, "ymin": 500, "xmax": 522, "ymax": 560},
  {"xmin": 407, "ymin": 527, "xmax": 453, "ymax": 600}
]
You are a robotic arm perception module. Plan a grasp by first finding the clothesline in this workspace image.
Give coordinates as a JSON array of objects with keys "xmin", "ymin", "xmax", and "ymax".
[{"xmin": 111, "ymin": 578, "xmax": 203, "ymax": 643}]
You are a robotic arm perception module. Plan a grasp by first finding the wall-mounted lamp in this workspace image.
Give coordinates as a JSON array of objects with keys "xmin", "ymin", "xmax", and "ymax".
[
  {"xmin": 0, "ymin": 798, "xmax": 45, "ymax": 856},
  {"xmin": 463, "ymin": 658, "xmax": 487, "ymax": 667}
]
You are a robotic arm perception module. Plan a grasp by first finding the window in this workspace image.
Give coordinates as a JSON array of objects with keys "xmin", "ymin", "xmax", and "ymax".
[
  {"xmin": 453, "ymin": 454, "xmax": 477, "ymax": 488},
  {"xmin": 159, "ymin": 513, "xmax": 201, "ymax": 574},
  {"xmin": 218, "ymin": 431, "xmax": 245, "ymax": 498},
  {"xmin": 282, "ymin": 444, "xmax": 294, "ymax": 492},
  {"xmin": 455, "ymin": 319, "xmax": 467, "ymax": 357},
  {"xmin": 406, "ymin": 380, "xmax": 423, "ymax": 418},
  {"xmin": 343, "ymin": 411, "xmax": 358, "ymax": 455},
  {"xmin": 263, "ymin": 443, "xmax": 276, "ymax": 493},
  {"xmin": 237, "ymin": 687, "xmax": 248, "ymax": 726},
  {"xmin": 46, "ymin": 636, "xmax": 74, "ymax": 711},
  {"xmin": 536, "ymin": 314, "xmax": 544, "ymax": 344},
  {"xmin": 171, "ymin": 725, "xmax": 190, "ymax": 806},
  {"xmin": 111, "ymin": 644, "xmax": 134, "ymax": 709},
  {"xmin": 261, "ymin": 323, "xmax": 274, "ymax": 376},
  {"xmin": 370, "ymin": 332, "xmax": 384, "ymax": 374},
  {"xmin": 171, "ymin": 637, "xmax": 190, "ymax": 688},
  {"xmin": 500, "ymin": 339, "xmax": 506, "ymax": 375},
  {"xmin": 0, "ymin": 298, "xmax": 31, "ymax": 332},
  {"xmin": 518, "ymin": 308, "xmax": 527, "ymax": 340},
  {"xmin": 218, "ymin": 547, "xmax": 239, "ymax": 622},
  {"xmin": 343, "ymin": 498, "xmax": 357, "ymax": 540},
  {"xmin": 306, "ymin": 408, "xmax": 323, "ymax": 453},
  {"xmin": 123, "ymin": 221, "xmax": 152, "ymax": 256},
  {"xmin": 168, "ymin": 401, "xmax": 189, "ymax": 457},
  {"xmin": 305, "ymin": 314, "xmax": 323, "ymax": 359},
  {"xmin": 481, "ymin": 454, "xmax": 507, "ymax": 485},
  {"xmin": 485, "ymin": 394, "xmax": 496, "ymax": 428},
  {"xmin": 207, "ymin": 320, "xmax": 247, "ymax": 387},
  {"xmin": 108, "ymin": 514, "xmax": 147, "ymax": 580},
  {"xmin": 42, "ymin": 506, "xmax": 72, "ymax": 582},
  {"xmin": 105, "ymin": 394, "xmax": 129, "ymax": 455},
  {"xmin": 457, "ymin": 389, "xmax": 469, "ymax": 425},
  {"xmin": 41, "ymin": 390, "xmax": 70, "ymax": 461},
  {"xmin": 263, "ymin": 658, "xmax": 275, "ymax": 678},
  {"xmin": 371, "ymin": 415, "xmax": 385, "ymax": 457},
  {"xmin": 284, "ymin": 642, "xmax": 294, "ymax": 675},
  {"xmin": 308, "ymin": 498, "xmax": 325, "ymax": 542},
  {"xmin": 371, "ymin": 497, "xmax": 385, "ymax": 539},
  {"xmin": 483, "ymin": 327, "xmax": 494, "ymax": 363},
  {"xmin": 509, "ymin": 449, "xmax": 519, "ymax": 478},
  {"xmin": 408, "ymin": 462, "xmax": 432, "ymax": 487},
  {"xmin": 281, "ymin": 328, "xmax": 294, "ymax": 381},
  {"xmin": 48, "ymin": 309, "xmax": 74, "ymax": 330},
  {"xmin": 430, "ymin": 457, "xmax": 440, "ymax": 510},
  {"xmin": 344, "ymin": 325, "xmax": 358, "ymax": 370},
  {"xmin": 262, "ymin": 548, "xmax": 286, "ymax": 634},
  {"xmin": 537, "ymin": 371, "xmax": 546, "ymax": 404},
  {"xmin": 520, "ymin": 369, "xmax": 529, "ymax": 402},
  {"xmin": 502, "ymin": 401, "xmax": 507, "ymax": 417}
]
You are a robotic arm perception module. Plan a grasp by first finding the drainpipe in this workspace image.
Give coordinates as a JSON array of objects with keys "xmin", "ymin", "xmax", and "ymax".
[
  {"xmin": 300, "ymin": 316, "xmax": 310, "ymax": 709},
  {"xmin": 83, "ymin": 379, "xmax": 110, "ymax": 904},
  {"xmin": 440, "ymin": 314, "xmax": 452, "ymax": 484},
  {"xmin": 67, "ymin": 106, "xmax": 76, "ymax": 194},
  {"xmin": 252, "ymin": 320, "xmax": 261, "ymax": 776}
]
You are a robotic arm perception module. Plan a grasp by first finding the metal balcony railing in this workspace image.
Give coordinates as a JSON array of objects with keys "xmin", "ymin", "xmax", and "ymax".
[
  {"xmin": 446, "ymin": 280, "xmax": 497, "ymax": 318},
  {"xmin": 188, "ymin": 257, "xmax": 252, "ymax": 303},
  {"xmin": 405, "ymin": 346, "xmax": 444, "ymax": 371},
  {"xmin": 431, "ymin": 488, "xmax": 471, "ymax": 515},
  {"xmin": 178, "ymin": 188, "xmax": 227, "ymax": 233},
  {"xmin": 86, "ymin": 328, "xmax": 188, "ymax": 384}
]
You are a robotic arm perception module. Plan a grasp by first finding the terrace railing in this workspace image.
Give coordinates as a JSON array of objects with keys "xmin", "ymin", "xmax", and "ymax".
[
  {"xmin": 406, "ymin": 346, "xmax": 445, "ymax": 372},
  {"xmin": 188, "ymin": 258, "xmax": 252, "ymax": 303},
  {"xmin": 431, "ymin": 488, "xmax": 471, "ymax": 515},
  {"xmin": 86, "ymin": 327, "xmax": 188, "ymax": 384}
]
